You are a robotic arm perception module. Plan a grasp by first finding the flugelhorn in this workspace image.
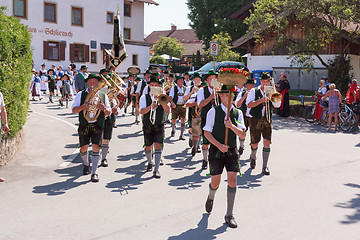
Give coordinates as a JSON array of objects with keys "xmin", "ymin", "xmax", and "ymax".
[
  {"xmin": 149, "ymin": 86, "xmax": 170, "ymax": 124},
  {"xmin": 264, "ymin": 78, "xmax": 282, "ymax": 122}
]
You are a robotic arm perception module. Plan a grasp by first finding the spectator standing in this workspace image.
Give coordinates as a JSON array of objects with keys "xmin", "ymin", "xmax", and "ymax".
[
  {"xmin": 75, "ymin": 65, "xmax": 88, "ymax": 92},
  {"xmin": 322, "ymin": 84, "xmax": 342, "ymax": 131},
  {"xmin": 30, "ymin": 71, "xmax": 43, "ymax": 101},
  {"xmin": 276, "ymin": 73, "xmax": 291, "ymax": 117},
  {"xmin": 39, "ymin": 63, "xmax": 48, "ymax": 94},
  {"xmin": 0, "ymin": 91, "xmax": 9, "ymax": 182},
  {"xmin": 70, "ymin": 60, "xmax": 76, "ymax": 70},
  {"xmin": 314, "ymin": 80, "xmax": 327, "ymax": 124}
]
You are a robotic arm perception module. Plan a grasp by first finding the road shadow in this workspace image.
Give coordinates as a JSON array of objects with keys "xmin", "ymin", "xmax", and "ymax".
[
  {"xmin": 117, "ymin": 150, "xmax": 144, "ymax": 162},
  {"xmin": 117, "ymin": 130, "xmax": 142, "ymax": 139},
  {"xmin": 106, "ymin": 161, "xmax": 152, "ymax": 194},
  {"xmin": 168, "ymin": 214, "xmax": 227, "ymax": 240},
  {"xmin": 116, "ymin": 122, "xmax": 134, "ymax": 128},
  {"xmin": 237, "ymin": 167, "xmax": 263, "ymax": 189},
  {"xmin": 168, "ymin": 169, "xmax": 208, "ymax": 190},
  {"xmin": 335, "ymin": 183, "xmax": 360, "ymax": 224},
  {"xmin": 164, "ymin": 148, "xmax": 195, "ymax": 170},
  {"xmin": 65, "ymin": 143, "xmax": 79, "ymax": 149},
  {"xmin": 32, "ymin": 161, "xmax": 88, "ymax": 196}
]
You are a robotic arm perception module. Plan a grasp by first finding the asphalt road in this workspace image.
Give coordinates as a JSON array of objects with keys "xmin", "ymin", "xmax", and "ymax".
[{"xmin": 1, "ymin": 95, "xmax": 360, "ymax": 240}]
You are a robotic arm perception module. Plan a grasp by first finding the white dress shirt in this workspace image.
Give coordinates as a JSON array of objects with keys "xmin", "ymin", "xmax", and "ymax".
[
  {"xmin": 203, "ymin": 103, "xmax": 245, "ymax": 133},
  {"xmin": 170, "ymin": 85, "xmax": 187, "ymax": 105},
  {"xmin": 235, "ymin": 90, "xmax": 252, "ymax": 117},
  {"xmin": 197, "ymin": 86, "xmax": 213, "ymax": 107}
]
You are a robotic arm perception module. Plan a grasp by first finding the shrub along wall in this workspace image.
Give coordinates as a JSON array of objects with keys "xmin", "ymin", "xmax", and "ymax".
[{"xmin": 0, "ymin": 7, "xmax": 32, "ymax": 139}]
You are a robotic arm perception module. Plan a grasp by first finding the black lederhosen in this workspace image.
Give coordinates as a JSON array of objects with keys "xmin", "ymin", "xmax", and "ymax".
[
  {"xmin": 127, "ymin": 89, "xmax": 131, "ymax": 102},
  {"xmin": 78, "ymin": 123, "xmax": 103, "ymax": 147},
  {"xmin": 143, "ymin": 123, "xmax": 165, "ymax": 146},
  {"xmin": 208, "ymin": 145, "xmax": 240, "ymax": 175},
  {"xmin": 103, "ymin": 117, "xmax": 113, "ymax": 140},
  {"xmin": 201, "ymin": 117, "xmax": 210, "ymax": 145},
  {"xmin": 188, "ymin": 107, "xmax": 194, "ymax": 127}
]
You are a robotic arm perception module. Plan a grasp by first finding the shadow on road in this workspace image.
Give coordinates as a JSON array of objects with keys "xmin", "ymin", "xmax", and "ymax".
[
  {"xmin": 168, "ymin": 169, "xmax": 208, "ymax": 190},
  {"xmin": 117, "ymin": 150, "xmax": 144, "ymax": 162},
  {"xmin": 335, "ymin": 183, "xmax": 360, "ymax": 224},
  {"xmin": 117, "ymin": 130, "xmax": 142, "ymax": 139},
  {"xmin": 106, "ymin": 161, "xmax": 152, "ymax": 194},
  {"xmin": 168, "ymin": 213, "xmax": 227, "ymax": 240},
  {"xmin": 32, "ymin": 159, "xmax": 88, "ymax": 196},
  {"xmin": 237, "ymin": 168, "xmax": 263, "ymax": 189}
]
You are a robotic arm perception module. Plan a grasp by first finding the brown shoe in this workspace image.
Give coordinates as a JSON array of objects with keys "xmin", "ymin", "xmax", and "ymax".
[
  {"xmin": 205, "ymin": 196, "xmax": 213, "ymax": 213},
  {"xmin": 225, "ymin": 215, "xmax": 238, "ymax": 228}
]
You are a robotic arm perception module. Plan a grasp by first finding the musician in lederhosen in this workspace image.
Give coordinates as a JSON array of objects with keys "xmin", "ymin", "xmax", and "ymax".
[
  {"xmin": 184, "ymin": 72, "xmax": 192, "ymax": 87},
  {"xmin": 72, "ymin": 73, "xmax": 111, "ymax": 182},
  {"xmin": 169, "ymin": 76, "xmax": 187, "ymax": 140},
  {"xmin": 197, "ymin": 70, "xmax": 218, "ymax": 170},
  {"xmin": 124, "ymin": 75, "xmax": 134, "ymax": 114},
  {"xmin": 235, "ymin": 78, "xmax": 255, "ymax": 155},
  {"xmin": 139, "ymin": 75, "xmax": 170, "ymax": 178},
  {"xmin": 183, "ymin": 72, "xmax": 202, "ymax": 153},
  {"xmin": 203, "ymin": 84, "xmax": 246, "ymax": 229},
  {"xmin": 246, "ymin": 72, "xmax": 281, "ymax": 175},
  {"xmin": 136, "ymin": 70, "xmax": 152, "ymax": 103}
]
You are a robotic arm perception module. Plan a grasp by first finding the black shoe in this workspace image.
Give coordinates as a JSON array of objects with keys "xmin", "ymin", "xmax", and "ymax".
[
  {"xmin": 189, "ymin": 138, "xmax": 193, "ymax": 147},
  {"xmin": 250, "ymin": 158, "xmax": 256, "ymax": 169},
  {"xmin": 91, "ymin": 174, "xmax": 99, "ymax": 182},
  {"xmin": 83, "ymin": 165, "xmax": 90, "ymax": 175},
  {"xmin": 160, "ymin": 159, "xmax": 164, "ymax": 166},
  {"xmin": 191, "ymin": 146, "xmax": 196, "ymax": 156},
  {"xmin": 179, "ymin": 136, "xmax": 185, "ymax": 141},
  {"xmin": 124, "ymin": 108, "xmax": 127, "ymax": 113},
  {"xmin": 201, "ymin": 160, "xmax": 208, "ymax": 170},
  {"xmin": 136, "ymin": 120, "xmax": 140, "ymax": 125},
  {"xmin": 225, "ymin": 215, "xmax": 238, "ymax": 228},
  {"xmin": 153, "ymin": 170, "xmax": 161, "ymax": 178},
  {"xmin": 262, "ymin": 167, "xmax": 270, "ymax": 175},
  {"xmin": 197, "ymin": 147, "xmax": 201, "ymax": 153},
  {"xmin": 205, "ymin": 196, "xmax": 213, "ymax": 213},
  {"xmin": 171, "ymin": 130, "xmax": 175, "ymax": 137},
  {"xmin": 146, "ymin": 163, "xmax": 153, "ymax": 172},
  {"xmin": 238, "ymin": 147, "xmax": 244, "ymax": 156},
  {"xmin": 101, "ymin": 159, "xmax": 108, "ymax": 167}
]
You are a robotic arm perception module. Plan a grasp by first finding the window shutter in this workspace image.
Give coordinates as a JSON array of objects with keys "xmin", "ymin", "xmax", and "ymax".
[
  {"xmin": 85, "ymin": 45, "xmax": 90, "ymax": 62},
  {"xmin": 60, "ymin": 42, "xmax": 66, "ymax": 60},
  {"xmin": 70, "ymin": 44, "xmax": 75, "ymax": 61},
  {"xmin": 43, "ymin": 41, "xmax": 49, "ymax": 59}
]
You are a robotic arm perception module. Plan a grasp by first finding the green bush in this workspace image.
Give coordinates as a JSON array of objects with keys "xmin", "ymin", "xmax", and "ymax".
[
  {"xmin": 0, "ymin": 7, "xmax": 33, "ymax": 138},
  {"xmin": 150, "ymin": 55, "xmax": 167, "ymax": 64}
]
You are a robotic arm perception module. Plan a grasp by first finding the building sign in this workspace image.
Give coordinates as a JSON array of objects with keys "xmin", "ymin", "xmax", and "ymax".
[{"xmin": 28, "ymin": 27, "xmax": 73, "ymax": 38}]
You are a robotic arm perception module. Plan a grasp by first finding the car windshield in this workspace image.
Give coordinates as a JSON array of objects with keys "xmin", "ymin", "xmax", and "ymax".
[{"xmin": 198, "ymin": 62, "xmax": 221, "ymax": 72}]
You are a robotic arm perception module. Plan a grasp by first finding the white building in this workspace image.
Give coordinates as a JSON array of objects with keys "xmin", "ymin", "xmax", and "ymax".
[{"xmin": 1, "ymin": 0, "xmax": 158, "ymax": 74}]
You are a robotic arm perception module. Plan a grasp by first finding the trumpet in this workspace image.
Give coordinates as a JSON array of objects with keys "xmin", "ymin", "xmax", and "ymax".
[
  {"xmin": 264, "ymin": 78, "xmax": 282, "ymax": 122},
  {"xmin": 149, "ymin": 86, "xmax": 171, "ymax": 124}
]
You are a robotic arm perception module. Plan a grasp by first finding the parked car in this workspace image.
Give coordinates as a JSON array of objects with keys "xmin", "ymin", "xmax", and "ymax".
[{"xmin": 189, "ymin": 61, "xmax": 246, "ymax": 76}]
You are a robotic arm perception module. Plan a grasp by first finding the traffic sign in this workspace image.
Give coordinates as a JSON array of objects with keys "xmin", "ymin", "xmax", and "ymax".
[{"xmin": 209, "ymin": 41, "xmax": 219, "ymax": 56}]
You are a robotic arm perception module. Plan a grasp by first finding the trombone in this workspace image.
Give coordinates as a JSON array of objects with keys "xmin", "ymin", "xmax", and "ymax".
[{"xmin": 264, "ymin": 78, "xmax": 282, "ymax": 122}]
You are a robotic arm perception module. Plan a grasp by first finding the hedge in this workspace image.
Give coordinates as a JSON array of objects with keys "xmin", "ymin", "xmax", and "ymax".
[{"xmin": 0, "ymin": 7, "xmax": 33, "ymax": 138}]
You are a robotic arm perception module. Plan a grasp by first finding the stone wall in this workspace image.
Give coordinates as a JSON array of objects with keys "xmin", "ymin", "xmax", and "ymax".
[{"xmin": 0, "ymin": 130, "xmax": 24, "ymax": 167}]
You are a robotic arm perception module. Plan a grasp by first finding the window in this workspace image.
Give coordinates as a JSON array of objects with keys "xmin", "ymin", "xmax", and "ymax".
[
  {"xmin": 132, "ymin": 54, "xmax": 138, "ymax": 66},
  {"xmin": 44, "ymin": 2, "xmax": 56, "ymax": 23},
  {"xmin": 70, "ymin": 44, "xmax": 89, "ymax": 62},
  {"xmin": 91, "ymin": 52, "xmax": 97, "ymax": 63},
  {"xmin": 13, "ymin": 0, "xmax": 27, "ymax": 18},
  {"xmin": 90, "ymin": 40, "xmax": 97, "ymax": 49},
  {"xmin": 48, "ymin": 42, "xmax": 59, "ymax": 60},
  {"xmin": 71, "ymin": 7, "xmax": 83, "ymax": 26},
  {"xmin": 43, "ymin": 41, "xmax": 65, "ymax": 60},
  {"xmin": 107, "ymin": 12, "xmax": 113, "ymax": 24},
  {"xmin": 124, "ymin": 28, "xmax": 131, "ymax": 40},
  {"xmin": 124, "ymin": 3, "xmax": 131, "ymax": 17}
]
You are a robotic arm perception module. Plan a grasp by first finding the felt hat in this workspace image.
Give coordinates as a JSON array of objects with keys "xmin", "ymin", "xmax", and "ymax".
[
  {"xmin": 62, "ymin": 74, "xmax": 70, "ymax": 80},
  {"xmin": 175, "ymin": 75, "xmax": 185, "ymax": 83},
  {"xmin": 199, "ymin": 81, "xmax": 208, "ymax": 87},
  {"xmin": 148, "ymin": 66, "xmax": 156, "ymax": 70},
  {"xmin": 245, "ymin": 78, "xmax": 255, "ymax": 85},
  {"xmin": 135, "ymin": 77, "xmax": 142, "ymax": 82},
  {"xmin": 204, "ymin": 70, "xmax": 218, "ymax": 79},
  {"xmin": 85, "ymin": 73, "xmax": 101, "ymax": 82},
  {"xmin": 47, "ymin": 69, "xmax": 54, "ymax": 73},
  {"xmin": 144, "ymin": 70, "xmax": 152, "ymax": 75},
  {"xmin": 163, "ymin": 70, "xmax": 169, "ymax": 74},
  {"xmin": 261, "ymin": 72, "xmax": 271, "ymax": 80},
  {"xmin": 41, "ymin": 63, "xmax": 46, "ymax": 67},
  {"xmin": 184, "ymin": 72, "xmax": 190, "ymax": 76},
  {"xmin": 149, "ymin": 75, "xmax": 162, "ymax": 84},
  {"xmin": 217, "ymin": 84, "xmax": 231, "ymax": 93},
  {"xmin": 191, "ymin": 72, "xmax": 202, "ymax": 80},
  {"xmin": 99, "ymin": 68, "xmax": 109, "ymax": 75},
  {"xmin": 81, "ymin": 65, "xmax": 88, "ymax": 70},
  {"xmin": 169, "ymin": 73, "xmax": 174, "ymax": 78},
  {"xmin": 109, "ymin": 66, "xmax": 115, "ymax": 70}
]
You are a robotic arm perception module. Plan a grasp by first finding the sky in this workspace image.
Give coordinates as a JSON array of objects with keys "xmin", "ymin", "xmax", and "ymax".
[{"xmin": 144, "ymin": 0, "xmax": 191, "ymax": 35}]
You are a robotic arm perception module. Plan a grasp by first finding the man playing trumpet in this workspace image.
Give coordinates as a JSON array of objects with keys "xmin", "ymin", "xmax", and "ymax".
[
  {"xmin": 139, "ymin": 75, "xmax": 170, "ymax": 178},
  {"xmin": 246, "ymin": 72, "xmax": 281, "ymax": 175},
  {"xmin": 169, "ymin": 76, "xmax": 187, "ymax": 140}
]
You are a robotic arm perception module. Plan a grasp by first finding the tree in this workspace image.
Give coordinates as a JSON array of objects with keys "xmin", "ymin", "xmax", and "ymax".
[
  {"xmin": 187, "ymin": 0, "xmax": 250, "ymax": 47},
  {"xmin": 205, "ymin": 32, "xmax": 241, "ymax": 62},
  {"xmin": 0, "ymin": 7, "xmax": 32, "ymax": 138},
  {"xmin": 195, "ymin": 50, "xmax": 202, "ymax": 67},
  {"xmin": 150, "ymin": 55, "xmax": 167, "ymax": 64},
  {"xmin": 246, "ymin": 0, "xmax": 360, "ymax": 86},
  {"xmin": 152, "ymin": 37, "xmax": 185, "ymax": 59}
]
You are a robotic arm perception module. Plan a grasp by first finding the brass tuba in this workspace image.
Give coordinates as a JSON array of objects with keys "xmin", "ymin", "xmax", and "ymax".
[
  {"xmin": 107, "ymin": 75, "xmax": 127, "ymax": 109},
  {"xmin": 83, "ymin": 75, "xmax": 111, "ymax": 122}
]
